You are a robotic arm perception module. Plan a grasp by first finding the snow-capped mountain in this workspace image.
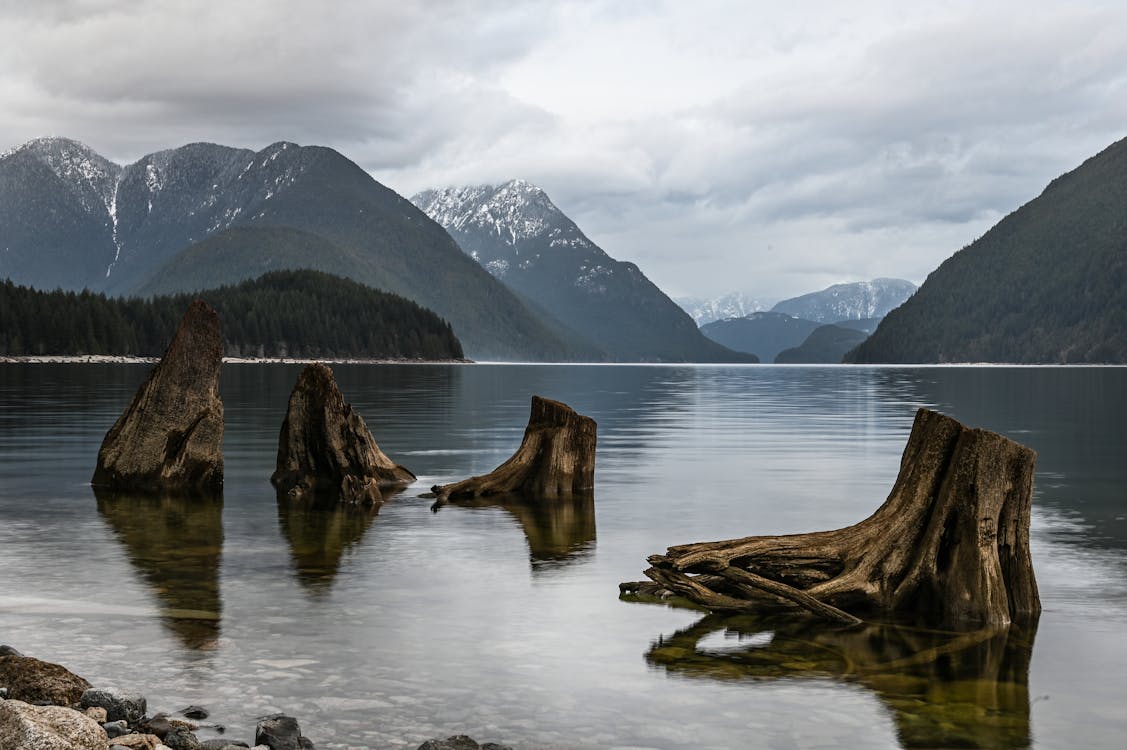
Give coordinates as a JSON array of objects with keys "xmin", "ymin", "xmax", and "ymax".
[
  {"xmin": 0, "ymin": 137, "xmax": 589, "ymax": 360},
  {"xmin": 675, "ymin": 292, "xmax": 773, "ymax": 326},
  {"xmin": 413, "ymin": 180, "xmax": 752, "ymax": 362},
  {"xmin": 770, "ymin": 278, "xmax": 917, "ymax": 323}
]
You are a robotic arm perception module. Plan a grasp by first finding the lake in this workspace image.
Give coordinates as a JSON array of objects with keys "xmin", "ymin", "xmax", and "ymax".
[{"xmin": 1, "ymin": 363, "xmax": 1124, "ymax": 749}]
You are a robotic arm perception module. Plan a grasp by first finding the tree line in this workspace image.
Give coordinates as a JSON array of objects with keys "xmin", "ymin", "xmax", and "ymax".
[{"xmin": 0, "ymin": 269, "xmax": 465, "ymax": 360}]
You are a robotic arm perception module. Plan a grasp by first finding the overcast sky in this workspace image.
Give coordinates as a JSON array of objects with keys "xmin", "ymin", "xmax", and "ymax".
[{"xmin": 2, "ymin": 1, "xmax": 1125, "ymax": 300}]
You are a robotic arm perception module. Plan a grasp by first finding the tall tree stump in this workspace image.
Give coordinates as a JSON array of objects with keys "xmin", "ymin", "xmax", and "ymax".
[
  {"xmin": 91, "ymin": 300, "xmax": 224, "ymax": 493},
  {"xmin": 431, "ymin": 396, "xmax": 596, "ymax": 505},
  {"xmin": 622, "ymin": 408, "xmax": 1040, "ymax": 629},
  {"xmin": 271, "ymin": 364, "xmax": 415, "ymax": 505}
]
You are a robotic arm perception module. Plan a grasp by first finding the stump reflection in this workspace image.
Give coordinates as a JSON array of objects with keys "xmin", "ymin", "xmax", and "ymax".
[
  {"xmin": 276, "ymin": 488, "xmax": 397, "ymax": 593},
  {"xmin": 645, "ymin": 612, "xmax": 1037, "ymax": 750},
  {"xmin": 439, "ymin": 491, "xmax": 596, "ymax": 571},
  {"xmin": 94, "ymin": 489, "xmax": 223, "ymax": 650}
]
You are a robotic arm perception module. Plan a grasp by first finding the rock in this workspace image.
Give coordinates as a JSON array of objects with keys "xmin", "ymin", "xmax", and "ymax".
[
  {"xmin": 417, "ymin": 737, "xmax": 480, "ymax": 750},
  {"xmin": 91, "ymin": 300, "xmax": 225, "ymax": 493},
  {"xmin": 141, "ymin": 714, "xmax": 174, "ymax": 738},
  {"xmin": 0, "ymin": 699, "xmax": 109, "ymax": 750},
  {"xmin": 480, "ymin": 745, "xmax": 513, "ymax": 750},
  {"xmin": 200, "ymin": 741, "xmax": 249, "ymax": 750},
  {"xmin": 271, "ymin": 363, "xmax": 415, "ymax": 504},
  {"xmin": 162, "ymin": 726, "xmax": 202, "ymax": 750},
  {"xmin": 254, "ymin": 714, "xmax": 314, "ymax": 750},
  {"xmin": 106, "ymin": 734, "xmax": 162, "ymax": 749},
  {"xmin": 80, "ymin": 688, "xmax": 147, "ymax": 724},
  {"xmin": 85, "ymin": 707, "xmax": 109, "ymax": 723},
  {"xmin": 180, "ymin": 706, "xmax": 209, "ymax": 720},
  {"xmin": 103, "ymin": 720, "xmax": 130, "ymax": 738},
  {"xmin": 0, "ymin": 645, "xmax": 23, "ymax": 657},
  {"xmin": 0, "ymin": 655, "xmax": 93, "ymax": 705}
]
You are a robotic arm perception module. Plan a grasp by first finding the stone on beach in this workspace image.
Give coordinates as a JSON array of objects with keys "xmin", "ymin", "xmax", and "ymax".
[
  {"xmin": 91, "ymin": 300, "xmax": 225, "ymax": 493},
  {"xmin": 0, "ymin": 699, "xmax": 109, "ymax": 750},
  {"xmin": 0, "ymin": 654, "xmax": 92, "ymax": 705},
  {"xmin": 255, "ymin": 713, "xmax": 315, "ymax": 749},
  {"xmin": 80, "ymin": 687, "xmax": 147, "ymax": 724},
  {"xmin": 271, "ymin": 363, "xmax": 414, "ymax": 505}
]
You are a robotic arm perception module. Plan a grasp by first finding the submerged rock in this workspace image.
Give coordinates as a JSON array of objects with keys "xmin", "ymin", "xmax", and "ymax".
[
  {"xmin": 417, "ymin": 737, "xmax": 513, "ymax": 750},
  {"xmin": 92, "ymin": 300, "xmax": 225, "ymax": 493},
  {"xmin": 271, "ymin": 364, "xmax": 414, "ymax": 504},
  {"xmin": 255, "ymin": 714, "xmax": 314, "ymax": 750},
  {"xmin": 0, "ymin": 699, "xmax": 109, "ymax": 750},
  {"xmin": 80, "ymin": 688, "xmax": 147, "ymax": 724},
  {"xmin": 0, "ymin": 655, "xmax": 92, "ymax": 706}
]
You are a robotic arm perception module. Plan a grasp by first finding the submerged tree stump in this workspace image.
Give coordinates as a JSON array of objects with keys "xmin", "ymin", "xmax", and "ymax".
[
  {"xmin": 91, "ymin": 300, "xmax": 224, "ymax": 493},
  {"xmin": 431, "ymin": 396, "xmax": 596, "ymax": 506},
  {"xmin": 271, "ymin": 364, "xmax": 415, "ymax": 505},
  {"xmin": 622, "ymin": 408, "xmax": 1040, "ymax": 629}
]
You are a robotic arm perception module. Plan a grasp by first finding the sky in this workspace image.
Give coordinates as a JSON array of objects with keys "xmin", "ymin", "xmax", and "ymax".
[{"xmin": 1, "ymin": 0, "xmax": 1125, "ymax": 301}]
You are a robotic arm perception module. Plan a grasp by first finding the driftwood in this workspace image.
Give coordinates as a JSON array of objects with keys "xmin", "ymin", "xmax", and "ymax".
[
  {"xmin": 622, "ymin": 408, "xmax": 1040, "ymax": 629},
  {"xmin": 92, "ymin": 300, "xmax": 224, "ymax": 492},
  {"xmin": 271, "ymin": 364, "xmax": 415, "ymax": 505},
  {"xmin": 431, "ymin": 396, "xmax": 596, "ymax": 506}
]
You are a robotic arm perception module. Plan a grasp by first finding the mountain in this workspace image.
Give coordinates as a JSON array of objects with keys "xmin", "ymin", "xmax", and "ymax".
[
  {"xmin": 775, "ymin": 324, "xmax": 870, "ymax": 364},
  {"xmin": 771, "ymin": 279, "xmax": 916, "ymax": 323},
  {"xmin": 699, "ymin": 312, "xmax": 821, "ymax": 363},
  {"xmin": 675, "ymin": 292, "xmax": 772, "ymax": 326},
  {"xmin": 412, "ymin": 180, "xmax": 753, "ymax": 362},
  {"xmin": 1, "ymin": 270, "xmax": 464, "ymax": 360},
  {"xmin": 848, "ymin": 138, "xmax": 1127, "ymax": 363},
  {"xmin": 0, "ymin": 137, "xmax": 584, "ymax": 360}
]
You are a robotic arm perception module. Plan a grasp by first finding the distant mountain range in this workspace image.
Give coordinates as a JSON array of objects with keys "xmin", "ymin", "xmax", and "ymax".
[
  {"xmin": 694, "ymin": 278, "xmax": 914, "ymax": 362},
  {"xmin": 0, "ymin": 137, "xmax": 583, "ymax": 360},
  {"xmin": 849, "ymin": 137, "xmax": 1127, "ymax": 363},
  {"xmin": 771, "ymin": 278, "xmax": 917, "ymax": 323},
  {"xmin": 0, "ymin": 138, "xmax": 754, "ymax": 363},
  {"xmin": 412, "ymin": 180, "xmax": 752, "ymax": 362},
  {"xmin": 675, "ymin": 292, "xmax": 772, "ymax": 326}
]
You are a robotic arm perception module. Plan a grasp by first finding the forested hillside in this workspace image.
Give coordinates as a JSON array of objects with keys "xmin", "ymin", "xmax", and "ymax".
[
  {"xmin": 848, "ymin": 137, "xmax": 1127, "ymax": 363},
  {"xmin": 0, "ymin": 270, "xmax": 464, "ymax": 360}
]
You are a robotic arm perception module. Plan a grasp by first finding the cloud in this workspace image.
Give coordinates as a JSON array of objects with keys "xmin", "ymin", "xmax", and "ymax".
[{"xmin": 1, "ymin": 1, "xmax": 1125, "ymax": 299}]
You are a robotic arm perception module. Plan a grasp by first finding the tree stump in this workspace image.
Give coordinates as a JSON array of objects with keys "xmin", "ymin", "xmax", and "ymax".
[
  {"xmin": 431, "ymin": 396, "xmax": 596, "ymax": 506},
  {"xmin": 271, "ymin": 363, "xmax": 415, "ymax": 505},
  {"xmin": 621, "ymin": 408, "xmax": 1040, "ymax": 629},
  {"xmin": 91, "ymin": 300, "xmax": 224, "ymax": 493}
]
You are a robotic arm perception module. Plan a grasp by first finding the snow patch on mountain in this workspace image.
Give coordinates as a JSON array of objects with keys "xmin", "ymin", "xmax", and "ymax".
[
  {"xmin": 771, "ymin": 278, "xmax": 917, "ymax": 323},
  {"xmin": 677, "ymin": 292, "xmax": 773, "ymax": 326},
  {"xmin": 413, "ymin": 179, "xmax": 594, "ymax": 249}
]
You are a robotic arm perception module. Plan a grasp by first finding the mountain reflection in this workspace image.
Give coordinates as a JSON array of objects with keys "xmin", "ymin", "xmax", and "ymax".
[
  {"xmin": 276, "ymin": 490, "xmax": 393, "ymax": 593},
  {"xmin": 646, "ymin": 613, "xmax": 1037, "ymax": 750},
  {"xmin": 441, "ymin": 492, "xmax": 596, "ymax": 571},
  {"xmin": 94, "ymin": 489, "xmax": 222, "ymax": 650}
]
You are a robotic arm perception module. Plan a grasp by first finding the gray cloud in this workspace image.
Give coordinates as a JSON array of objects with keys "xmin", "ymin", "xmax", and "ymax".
[{"xmin": 1, "ymin": 1, "xmax": 1125, "ymax": 299}]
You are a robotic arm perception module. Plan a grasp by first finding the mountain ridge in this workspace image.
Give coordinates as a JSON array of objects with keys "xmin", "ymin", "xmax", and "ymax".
[{"xmin": 413, "ymin": 179, "xmax": 755, "ymax": 363}]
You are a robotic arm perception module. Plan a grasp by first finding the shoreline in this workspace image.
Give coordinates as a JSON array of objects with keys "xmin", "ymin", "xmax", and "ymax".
[{"xmin": 0, "ymin": 355, "xmax": 475, "ymax": 365}]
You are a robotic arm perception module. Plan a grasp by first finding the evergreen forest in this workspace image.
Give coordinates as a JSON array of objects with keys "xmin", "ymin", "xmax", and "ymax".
[{"xmin": 0, "ymin": 269, "xmax": 465, "ymax": 360}]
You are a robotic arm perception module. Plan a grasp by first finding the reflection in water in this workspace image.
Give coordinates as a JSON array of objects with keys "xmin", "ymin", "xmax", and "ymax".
[
  {"xmin": 441, "ymin": 492, "xmax": 596, "ymax": 571},
  {"xmin": 646, "ymin": 613, "xmax": 1038, "ymax": 750},
  {"xmin": 276, "ymin": 490, "xmax": 399, "ymax": 593},
  {"xmin": 94, "ymin": 489, "xmax": 223, "ymax": 650}
]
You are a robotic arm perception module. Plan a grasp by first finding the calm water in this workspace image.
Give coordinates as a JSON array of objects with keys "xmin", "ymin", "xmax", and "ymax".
[{"xmin": 0, "ymin": 363, "xmax": 1124, "ymax": 749}]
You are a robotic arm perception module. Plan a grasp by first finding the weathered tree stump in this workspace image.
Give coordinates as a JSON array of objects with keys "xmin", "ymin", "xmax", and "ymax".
[
  {"xmin": 271, "ymin": 363, "xmax": 415, "ymax": 505},
  {"xmin": 621, "ymin": 408, "xmax": 1040, "ymax": 629},
  {"xmin": 431, "ymin": 396, "xmax": 596, "ymax": 506},
  {"xmin": 91, "ymin": 300, "xmax": 224, "ymax": 493}
]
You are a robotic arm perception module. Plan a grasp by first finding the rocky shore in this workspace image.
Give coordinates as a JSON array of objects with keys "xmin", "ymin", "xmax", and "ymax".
[
  {"xmin": 0, "ymin": 356, "xmax": 473, "ymax": 365},
  {"xmin": 0, "ymin": 646, "xmax": 510, "ymax": 750}
]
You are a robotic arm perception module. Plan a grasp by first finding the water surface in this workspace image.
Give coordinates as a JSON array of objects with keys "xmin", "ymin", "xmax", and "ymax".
[{"xmin": 1, "ymin": 364, "xmax": 1124, "ymax": 749}]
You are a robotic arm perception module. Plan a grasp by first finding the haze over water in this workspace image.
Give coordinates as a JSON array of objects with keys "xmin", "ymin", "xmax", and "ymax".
[{"xmin": 1, "ymin": 363, "xmax": 1124, "ymax": 749}]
